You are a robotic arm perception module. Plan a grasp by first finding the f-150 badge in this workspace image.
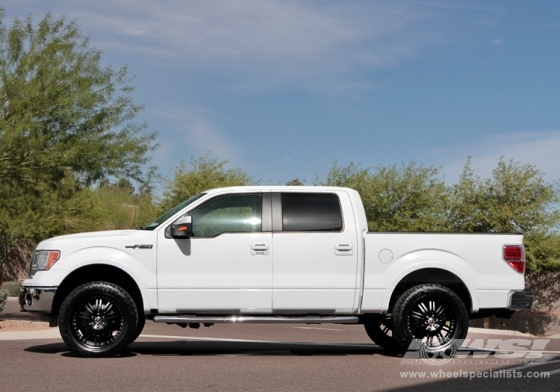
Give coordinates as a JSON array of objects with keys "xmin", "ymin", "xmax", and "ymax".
[{"xmin": 125, "ymin": 244, "xmax": 153, "ymax": 249}]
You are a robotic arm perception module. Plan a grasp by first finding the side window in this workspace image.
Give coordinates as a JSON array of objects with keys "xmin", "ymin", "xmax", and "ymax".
[
  {"xmin": 189, "ymin": 193, "xmax": 262, "ymax": 237},
  {"xmin": 281, "ymin": 193, "xmax": 342, "ymax": 232}
]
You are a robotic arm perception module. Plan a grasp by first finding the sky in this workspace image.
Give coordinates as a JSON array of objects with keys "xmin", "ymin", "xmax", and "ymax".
[{"xmin": 3, "ymin": 0, "xmax": 560, "ymax": 188}]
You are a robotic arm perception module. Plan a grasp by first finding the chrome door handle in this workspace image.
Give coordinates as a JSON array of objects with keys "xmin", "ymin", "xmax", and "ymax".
[
  {"xmin": 335, "ymin": 244, "xmax": 354, "ymax": 256},
  {"xmin": 251, "ymin": 243, "xmax": 270, "ymax": 255}
]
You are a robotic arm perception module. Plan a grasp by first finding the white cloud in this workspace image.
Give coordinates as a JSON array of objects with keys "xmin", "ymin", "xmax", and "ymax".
[
  {"xmin": 4, "ymin": 0, "xmax": 450, "ymax": 93},
  {"xmin": 73, "ymin": 1, "xmax": 420, "ymax": 61},
  {"xmin": 435, "ymin": 130, "xmax": 560, "ymax": 183}
]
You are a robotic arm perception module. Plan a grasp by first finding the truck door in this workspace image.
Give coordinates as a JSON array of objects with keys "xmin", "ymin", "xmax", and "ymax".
[
  {"xmin": 271, "ymin": 191, "xmax": 359, "ymax": 313},
  {"xmin": 156, "ymin": 192, "xmax": 273, "ymax": 313}
]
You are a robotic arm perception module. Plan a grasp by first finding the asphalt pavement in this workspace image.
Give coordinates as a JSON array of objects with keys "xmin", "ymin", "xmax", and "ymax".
[{"xmin": 2, "ymin": 297, "xmax": 560, "ymax": 391}]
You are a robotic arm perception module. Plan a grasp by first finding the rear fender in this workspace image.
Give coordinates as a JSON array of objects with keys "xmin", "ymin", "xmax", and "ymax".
[{"xmin": 381, "ymin": 249, "xmax": 479, "ymax": 312}]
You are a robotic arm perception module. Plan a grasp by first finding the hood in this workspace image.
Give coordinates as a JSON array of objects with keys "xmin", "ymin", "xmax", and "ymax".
[
  {"xmin": 46, "ymin": 230, "xmax": 138, "ymax": 241},
  {"xmin": 35, "ymin": 229, "xmax": 156, "ymax": 257}
]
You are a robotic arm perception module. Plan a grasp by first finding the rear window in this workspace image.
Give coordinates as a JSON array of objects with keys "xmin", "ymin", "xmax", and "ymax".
[{"xmin": 281, "ymin": 193, "xmax": 342, "ymax": 232}]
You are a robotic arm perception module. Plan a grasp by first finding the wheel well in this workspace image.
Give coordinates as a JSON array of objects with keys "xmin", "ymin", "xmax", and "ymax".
[
  {"xmin": 388, "ymin": 268, "xmax": 472, "ymax": 313},
  {"xmin": 52, "ymin": 265, "xmax": 144, "ymax": 316}
]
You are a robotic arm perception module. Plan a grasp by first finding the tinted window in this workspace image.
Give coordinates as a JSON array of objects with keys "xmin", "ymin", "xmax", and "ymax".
[
  {"xmin": 189, "ymin": 193, "xmax": 262, "ymax": 237},
  {"xmin": 282, "ymin": 193, "xmax": 342, "ymax": 232}
]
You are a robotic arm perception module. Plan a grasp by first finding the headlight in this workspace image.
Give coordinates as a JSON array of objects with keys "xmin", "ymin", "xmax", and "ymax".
[{"xmin": 29, "ymin": 250, "xmax": 61, "ymax": 278}]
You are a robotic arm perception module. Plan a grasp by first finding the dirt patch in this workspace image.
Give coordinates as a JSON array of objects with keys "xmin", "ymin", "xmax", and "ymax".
[{"xmin": 0, "ymin": 319, "xmax": 51, "ymax": 331}]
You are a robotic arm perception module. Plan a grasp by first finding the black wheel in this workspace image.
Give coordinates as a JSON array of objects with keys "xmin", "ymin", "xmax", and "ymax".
[
  {"xmin": 59, "ymin": 282, "xmax": 139, "ymax": 357},
  {"xmin": 391, "ymin": 284, "xmax": 468, "ymax": 354},
  {"xmin": 364, "ymin": 316, "xmax": 403, "ymax": 351}
]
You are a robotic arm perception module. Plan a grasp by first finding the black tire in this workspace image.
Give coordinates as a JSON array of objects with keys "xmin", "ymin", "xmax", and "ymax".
[
  {"xmin": 391, "ymin": 284, "xmax": 468, "ymax": 353},
  {"xmin": 130, "ymin": 314, "xmax": 146, "ymax": 343},
  {"xmin": 59, "ymin": 281, "xmax": 139, "ymax": 357},
  {"xmin": 364, "ymin": 316, "xmax": 403, "ymax": 352}
]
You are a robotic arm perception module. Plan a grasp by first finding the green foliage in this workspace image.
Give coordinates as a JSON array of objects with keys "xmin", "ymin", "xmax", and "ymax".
[
  {"xmin": 448, "ymin": 158, "xmax": 559, "ymax": 233},
  {"xmin": 158, "ymin": 154, "xmax": 255, "ymax": 213},
  {"xmin": 449, "ymin": 157, "xmax": 560, "ymax": 272},
  {"xmin": 286, "ymin": 178, "xmax": 305, "ymax": 186},
  {"xmin": 318, "ymin": 161, "xmax": 449, "ymax": 232},
  {"xmin": 0, "ymin": 11, "xmax": 158, "ymax": 268},
  {"xmin": 0, "ymin": 177, "xmax": 92, "ymax": 266},
  {"xmin": 0, "ymin": 11, "xmax": 157, "ymax": 186},
  {"xmin": 0, "ymin": 288, "xmax": 7, "ymax": 316},
  {"xmin": 95, "ymin": 182, "xmax": 157, "ymax": 229},
  {"xmin": 524, "ymin": 231, "xmax": 560, "ymax": 273},
  {"xmin": 1, "ymin": 281, "xmax": 20, "ymax": 297}
]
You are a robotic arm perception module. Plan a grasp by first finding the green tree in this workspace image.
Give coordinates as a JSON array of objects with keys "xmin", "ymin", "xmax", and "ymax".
[
  {"xmin": 0, "ymin": 11, "xmax": 158, "ymax": 270},
  {"xmin": 318, "ymin": 161, "xmax": 449, "ymax": 231},
  {"xmin": 286, "ymin": 178, "xmax": 305, "ymax": 186},
  {"xmin": 158, "ymin": 154, "xmax": 255, "ymax": 213},
  {"xmin": 83, "ymin": 183, "xmax": 156, "ymax": 231},
  {"xmin": 0, "ymin": 11, "xmax": 156, "ymax": 186},
  {"xmin": 449, "ymin": 157, "xmax": 560, "ymax": 272}
]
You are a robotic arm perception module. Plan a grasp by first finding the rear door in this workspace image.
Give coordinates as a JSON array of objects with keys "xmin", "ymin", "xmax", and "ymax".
[{"xmin": 271, "ymin": 191, "xmax": 359, "ymax": 313}]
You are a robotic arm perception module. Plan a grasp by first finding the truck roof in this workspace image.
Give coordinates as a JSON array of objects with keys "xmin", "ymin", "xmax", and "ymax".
[{"xmin": 203, "ymin": 185, "xmax": 358, "ymax": 194}]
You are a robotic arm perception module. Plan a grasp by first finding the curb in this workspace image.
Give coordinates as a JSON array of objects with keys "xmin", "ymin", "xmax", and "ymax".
[
  {"xmin": 468, "ymin": 327, "xmax": 560, "ymax": 339},
  {"xmin": 0, "ymin": 327, "xmax": 61, "ymax": 341}
]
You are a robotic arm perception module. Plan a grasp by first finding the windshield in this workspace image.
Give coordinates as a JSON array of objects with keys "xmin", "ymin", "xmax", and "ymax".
[{"xmin": 141, "ymin": 193, "xmax": 206, "ymax": 230}]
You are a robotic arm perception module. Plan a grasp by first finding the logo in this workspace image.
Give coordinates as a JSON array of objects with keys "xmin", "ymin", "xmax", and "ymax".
[
  {"xmin": 125, "ymin": 244, "xmax": 153, "ymax": 249},
  {"xmin": 401, "ymin": 338, "xmax": 551, "ymax": 366},
  {"xmin": 403, "ymin": 339, "xmax": 458, "ymax": 365}
]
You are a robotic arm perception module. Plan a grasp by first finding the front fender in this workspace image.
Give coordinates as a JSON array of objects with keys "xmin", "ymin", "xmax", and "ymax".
[{"xmin": 52, "ymin": 246, "xmax": 156, "ymax": 311}]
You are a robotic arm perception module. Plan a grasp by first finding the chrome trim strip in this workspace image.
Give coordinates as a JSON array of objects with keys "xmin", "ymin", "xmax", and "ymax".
[{"xmin": 153, "ymin": 315, "xmax": 359, "ymax": 324}]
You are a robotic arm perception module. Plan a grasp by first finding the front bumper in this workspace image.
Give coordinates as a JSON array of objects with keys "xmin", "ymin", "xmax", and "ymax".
[
  {"xmin": 19, "ymin": 286, "xmax": 57, "ymax": 313},
  {"xmin": 508, "ymin": 290, "xmax": 534, "ymax": 310}
]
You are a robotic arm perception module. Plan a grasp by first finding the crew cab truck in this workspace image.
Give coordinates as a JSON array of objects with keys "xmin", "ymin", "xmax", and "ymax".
[{"xmin": 19, "ymin": 186, "xmax": 533, "ymax": 357}]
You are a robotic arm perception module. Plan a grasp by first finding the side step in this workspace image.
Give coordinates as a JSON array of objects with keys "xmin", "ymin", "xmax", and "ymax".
[{"xmin": 153, "ymin": 315, "xmax": 359, "ymax": 324}]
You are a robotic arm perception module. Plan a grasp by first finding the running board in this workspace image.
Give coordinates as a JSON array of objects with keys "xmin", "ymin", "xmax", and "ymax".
[{"xmin": 153, "ymin": 315, "xmax": 359, "ymax": 324}]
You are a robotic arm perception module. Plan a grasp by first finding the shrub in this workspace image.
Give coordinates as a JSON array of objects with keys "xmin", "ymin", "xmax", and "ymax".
[
  {"xmin": 0, "ymin": 289, "xmax": 7, "ymax": 317},
  {"xmin": 1, "ymin": 281, "xmax": 21, "ymax": 297}
]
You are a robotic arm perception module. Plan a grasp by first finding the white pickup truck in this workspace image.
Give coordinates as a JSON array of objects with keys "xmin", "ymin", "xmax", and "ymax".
[{"xmin": 20, "ymin": 186, "xmax": 533, "ymax": 357}]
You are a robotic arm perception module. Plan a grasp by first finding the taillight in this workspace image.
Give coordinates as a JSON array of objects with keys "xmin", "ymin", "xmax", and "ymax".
[{"xmin": 503, "ymin": 245, "xmax": 525, "ymax": 273}]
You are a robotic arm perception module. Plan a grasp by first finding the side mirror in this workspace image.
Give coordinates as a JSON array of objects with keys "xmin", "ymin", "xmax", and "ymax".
[{"xmin": 170, "ymin": 216, "xmax": 193, "ymax": 238}]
